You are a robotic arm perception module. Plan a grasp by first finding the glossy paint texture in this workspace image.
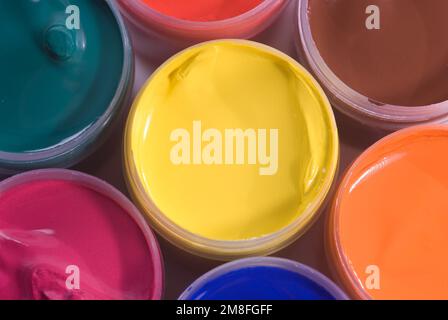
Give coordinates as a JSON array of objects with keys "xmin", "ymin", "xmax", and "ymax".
[
  {"xmin": 142, "ymin": 0, "xmax": 263, "ymax": 21},
  {"xmin": 180, "ymin": 258, "xmax": 347, "ymax": 300},
  {"xmin": 331, "ymin": 126, "xmax": 448, "ymax": 299},
  {"xmin": 125, "ymin": 41, "xmax": 338, "ymax": 249},
  {"xmin": 0, "ymin": 0, "xmax": 124, "ymax": 153},
  {"xmin": 0, "ymin": 172, "xmax": 161, "ymax": 300},
  {"xmin": 308, "ymin": 0, "xmax": 448, "ymax": 106}
]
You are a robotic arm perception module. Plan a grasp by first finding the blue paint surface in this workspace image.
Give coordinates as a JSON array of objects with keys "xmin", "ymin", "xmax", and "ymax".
[{"xmin": 185, "ymin": 266, "xmax": 338, "ymax": 300}]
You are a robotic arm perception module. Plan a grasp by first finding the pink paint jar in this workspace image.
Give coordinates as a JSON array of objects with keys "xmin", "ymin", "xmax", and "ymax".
[
  {"xmin": 118, "ymin": 0, "xmax": 289, "ymax": 58},
  {"xmin": 0, "ymin": 169, "xmax": 163, "ymax": 300}
]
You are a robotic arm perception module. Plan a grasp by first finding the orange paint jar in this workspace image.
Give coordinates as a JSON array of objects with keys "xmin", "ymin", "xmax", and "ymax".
[{"xmin": 328, "ymin": 125, "xmax": 448, "ymax": 299}]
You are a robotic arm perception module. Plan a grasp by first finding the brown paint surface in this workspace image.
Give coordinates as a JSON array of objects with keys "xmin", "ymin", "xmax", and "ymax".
[{"xmin": 308, "ymin": 0, "xmax": 448, "ymax": 106}]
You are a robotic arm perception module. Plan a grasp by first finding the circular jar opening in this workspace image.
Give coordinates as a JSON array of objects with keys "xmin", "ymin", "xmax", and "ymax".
[
  {"xmin": 124, "ymin": 40, "xmax": 339, "ymax": 260},
  {"xmin": 329, "ymin": 125, "xmax": 448, "ymax": 299},
  {"xmin": 179, "ymin": 257, "xmax": 348, "ymax": 300},
  {"xmin": 0, "ymin": 169, "xmax": 163, "ymax": 300},
  {"xmin": 297, "ymin": 0, "xmax": 448, "ymax": 131},
  {"xmin": 118, "ymin": 0, "xmax": 289, "ymax": 42},
  {"xmin": 0, "ymin": 0, "xmax": 133, "ymax": 174}
]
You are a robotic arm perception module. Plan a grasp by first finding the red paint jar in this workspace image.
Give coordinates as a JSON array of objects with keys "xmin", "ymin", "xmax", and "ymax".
[{"xmin": 118, "ymin": 0, "xmax": 289, "ymax": 58}]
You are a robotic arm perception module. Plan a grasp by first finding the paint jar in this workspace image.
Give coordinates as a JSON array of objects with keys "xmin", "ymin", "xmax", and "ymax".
[
  {"xmin": 0, "ymin": 0, "xmax": 133, "ymax": 175},
  {"xmin": 117, "ymin": 0, "xmax": 289, "ymax": 58},
  {"xmin": 0, "ymin": 169, "xmax": 163, "ymax": 300},
  {"xmin": 328, "ymin": 125, "xmax": 448, "ymax": 299},
  {"xmin": 296, "ymin": 0, "xmax": 448, "ymax": 131},
  {"xmin": 179, "ymin": 257, "xmax": 348, "ymax": 300},
  {"xmin": 124, "ymin": 40, "xmax": 339, "ymax": 260}
]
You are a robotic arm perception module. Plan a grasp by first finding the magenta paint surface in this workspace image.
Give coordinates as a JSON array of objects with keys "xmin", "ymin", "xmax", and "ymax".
[{"xmin": 0, "ymin": 178, "xmax": 158, "ymax": 300}]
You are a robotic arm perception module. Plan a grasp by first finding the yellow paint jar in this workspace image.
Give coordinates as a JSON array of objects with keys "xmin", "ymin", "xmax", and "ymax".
[{"xmin": 124, "ymin": 40, "xmax": 339, "ymax": 260}]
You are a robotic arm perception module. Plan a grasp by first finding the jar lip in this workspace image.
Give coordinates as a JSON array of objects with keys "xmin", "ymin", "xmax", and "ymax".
[
  {"xmin": 123, "ymin": 39, "xmax": 340, "ymax": 260},
  {"xmin": 0, "ymin": 0, "xmax": 133, "ymax": 167},
  {"xmin": 297, "ymin": 0, "xmax": 448, "ymax": 126},
  {"xmin": 118, "ymin": 0, "xmax": 288, "ymax": 31},
  {"xmin": 178, "ymin": 257, "xmax": 349, "ymax": 300},
  {"xmin": 0, "ymin": 168, "xmax": 165, "ymax": 300},
  {"xmin": 328, "ymin": 125, "xmax": 448, "ymax": 300}
]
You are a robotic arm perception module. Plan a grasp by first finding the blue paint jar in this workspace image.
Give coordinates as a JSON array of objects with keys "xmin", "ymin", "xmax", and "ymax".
[{"xmin": 179, "ymin": 257, "xmax": 348, "ymax": 300}]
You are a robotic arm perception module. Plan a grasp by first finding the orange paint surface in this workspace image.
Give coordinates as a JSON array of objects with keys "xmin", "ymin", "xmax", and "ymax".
[
  {"xmin": 331, "ymin": 125, "xmax": 448, "ymax": 299},
  {"xmin": 142, "ymin": 0, "xmax": 263, "ymax": 22}
]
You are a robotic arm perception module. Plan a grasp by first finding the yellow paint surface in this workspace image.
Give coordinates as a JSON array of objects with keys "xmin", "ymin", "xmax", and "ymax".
[{"xmin": 125, "ymin": 40, "xmax": 338, "ymax": 241}]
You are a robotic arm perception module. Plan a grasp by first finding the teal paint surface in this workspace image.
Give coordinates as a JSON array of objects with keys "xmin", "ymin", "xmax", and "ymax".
[{"xmin": 0, "ymin": 0, "xmax": 124, "ymax": 153}]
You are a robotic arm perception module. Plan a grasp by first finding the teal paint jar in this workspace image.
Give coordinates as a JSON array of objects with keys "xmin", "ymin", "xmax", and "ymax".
[{"xmin": 0, "ymin": 0, "xmax": 133, "ymax": 174}]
